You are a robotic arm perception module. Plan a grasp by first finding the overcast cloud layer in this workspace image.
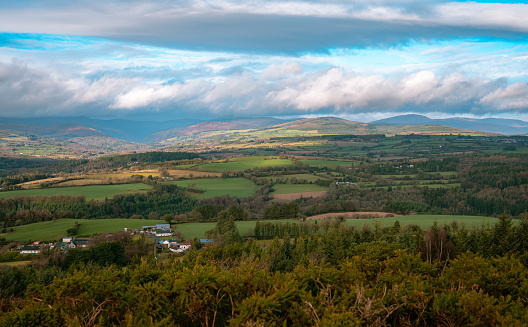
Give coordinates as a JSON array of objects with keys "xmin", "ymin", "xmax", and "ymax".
[{"xmin": 0, "ymin": 0, "xmax": 527, "ymax": 121}]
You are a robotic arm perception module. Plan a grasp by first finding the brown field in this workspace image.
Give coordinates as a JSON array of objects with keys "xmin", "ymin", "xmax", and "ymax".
[
  {"xmin": 87, "ymin": 171, "xmax": 161, "ymax": 180},
  {"xmin": 272, "ymin": 191, "xmax": 328, "ymax": 202},
  {"xmin": 167, "ymin": 169, "xmax": 222, "ymax": 178},
  {"xmin": 56, "ymin": 179, "xmax": 107, "ymax": 186},
  {"xmin": 306, "ymin": 211, "xmax": 401, "ymax": 220},
  {"xmin": 0, "ymin": 260, "xmax": 32, "ymax": 267},
  {"xmin": 16, "ymin": 177, "xmax": 66, "ymax": 189}
]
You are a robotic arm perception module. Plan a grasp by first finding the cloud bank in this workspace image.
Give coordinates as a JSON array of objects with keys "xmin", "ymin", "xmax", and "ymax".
[
  {"xmin": 0, "ymin": 1, "xmax": 527, "ymax": 54},
  {"xmin": 1, "ymin": 59, "xmax": 526, "ymax": 118},
  {"xmin": 0, "ymin": 0, "xmax": 527, "ymax": 120}
]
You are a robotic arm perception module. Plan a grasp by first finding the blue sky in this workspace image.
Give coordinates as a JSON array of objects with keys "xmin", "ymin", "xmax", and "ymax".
[{"xmin": 0, "ymin": 0, "xmax": 527, "ymax": 121}]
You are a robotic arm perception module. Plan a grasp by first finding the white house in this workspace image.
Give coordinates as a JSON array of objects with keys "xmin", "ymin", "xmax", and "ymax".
[
  {"xmin": 68, "ymin": 238, "xmax": 90, "ymax": 249},
  {"xmin": 169, "ymin": 243, "xmax": 192, "ymax": 253},
  {"xmin": 20, "ymin": 246, "xmax": 41, "ymax": 255},
  {"xmin": 154, "ymin": 229, "xmax": 173, "ymax": 237},
  {"xmin": 179, "ymin": 243, "xmax": 191, "ymax": 251}
]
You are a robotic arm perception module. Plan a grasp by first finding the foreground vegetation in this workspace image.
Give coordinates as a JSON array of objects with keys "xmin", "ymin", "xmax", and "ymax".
[{"xmin": 1, "ymin": 214, "xmax": 528, "ymax": 326}]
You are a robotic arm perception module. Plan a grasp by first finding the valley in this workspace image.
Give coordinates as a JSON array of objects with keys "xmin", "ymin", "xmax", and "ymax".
[{"xmin": 1, "ymin": 115, "xmax": 528, "ymax": 326}]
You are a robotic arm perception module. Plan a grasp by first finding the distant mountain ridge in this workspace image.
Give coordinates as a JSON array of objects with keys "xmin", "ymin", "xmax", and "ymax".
[
  {"xmin": 143, "ymin": 117, "xmax": 287, "ymax": 142},
  {"xmin": 0, "ymin": 117, "xmax": 203, "ymax": 142},
  {"xmin": 373, "ymin": 114, "xmax": 528, "ymax": 135},
  {"xmin": 1, "ymin": 114, "xmax": 522, "ymax": 148},
  {"xmin": 0, "ymin": 123, "xmax": 109, "ymax": 138}
]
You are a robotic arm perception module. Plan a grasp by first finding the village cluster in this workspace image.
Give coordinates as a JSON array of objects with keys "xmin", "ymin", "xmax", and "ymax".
[{"xmin": 16, "ymin": 223, "xmax": 209, "ymax": 255}]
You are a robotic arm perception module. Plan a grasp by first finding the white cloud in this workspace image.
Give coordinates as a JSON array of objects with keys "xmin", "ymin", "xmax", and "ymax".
[
  {"xmin": 259, "ymin": 62, "xmax": 302, "ymax": 81},
  {"xmin": 67, "ymin": 76, "xmax": 137, "ymax": 104},
  {"xmin": 436, "ymin": 2, "xmax": 528, "ymax": 33},
  {"xmin": 479, "ymin": 82, "xmax": 528, "ymax": 110},
  {"xmin": 0, "ymin": 58, "xmax": 526, "ymax": 119}
]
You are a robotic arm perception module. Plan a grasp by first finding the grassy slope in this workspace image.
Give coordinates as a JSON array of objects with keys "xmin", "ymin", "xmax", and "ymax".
[
  {"xmin": 261, "ymin": 173, "xmax": 330, "ymax": 182},
  {"xmin": 197, "ymin": 156, "xmax": 295, "ymax": 172},
  {"xmin": 300, "ymin": 159, "xmax": 358, "ymax": 168},
  {"xmin": 170, "ymin": 178, "xmax": 257, "ymax": 199},
  {"xmin": 1, "ymin": 219, "xmax": 166, "ymax": 241},
  {"xmin": 0, "ymin": 183, "xmax": 153, "ymax": 201}
]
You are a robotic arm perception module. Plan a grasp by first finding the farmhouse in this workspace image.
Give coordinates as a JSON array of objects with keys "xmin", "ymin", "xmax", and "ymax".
[
  {"xmin": 66, "ymin": 238, "xmax": 90, "ymax": 249},
  {"xmin": 179, "ymin": 243, "xmax": 191, "ymax": 251},
  {"xmin": 154, "ymin": 228, "xmax": 173, "ymax": 237},
  {"xmin": 169, "ymin": 243, "xmax": 192, "ymax": 253},
  {"xmin": 20, "ymin": 246, "xmax": 41, "ymax": 255}
]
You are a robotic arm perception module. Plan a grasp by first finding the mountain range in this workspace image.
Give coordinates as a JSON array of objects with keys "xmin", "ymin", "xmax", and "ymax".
[
  {"xmin": 1, "ymin": 115, "xmax": 526, "ymax": 147},
  {"xmin": 372, "ymin": 114, "xmax": 528, "ymax": 135}
]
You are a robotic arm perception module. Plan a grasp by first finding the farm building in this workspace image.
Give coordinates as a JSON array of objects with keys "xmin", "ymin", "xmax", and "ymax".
[
  {"xmin": 20, "ymin": 246, "xmax": 41, "ymax": 255},
  {"xmin": 67, "ymin": 238, "xmax": 90, "ymax": 249},
  {"xmin": 154, "ymin": 229, "xmax": 173, "ymax": 237},
  {"xmin": 142, "ymin": 224, "xmax": 171, "ymax": 232}
]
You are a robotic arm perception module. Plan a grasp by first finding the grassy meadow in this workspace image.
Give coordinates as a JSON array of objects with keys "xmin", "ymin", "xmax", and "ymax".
[
  {"xmin": 261, "ymin": 173, "xmax": 330, "ymax": 182},
  {"xmin": 170, "ymin": 178, "xmax": 257, "ymax": 199},
  {"xmin": 1, "ymin": 219, "xmax": 166, "ymax": 242},
  {"xmin": 333, "ymin": 214, "xmax": 503, "ymax": 229},
  {"xmin": 300, "ymin": 159, "xmax": 358, "ymax": 168},
  {"xmin": 175, "ymin": 219, "xmax": 299, "ymax": 239},
  {"xmin": 197, "ymin": 156, "xmax": 295, "ymax": 172},
  {"xmin": 0, "ymin": 214, "xmax": 514, "ymax": 242},
  {"xmin": 0, "ymin": 183, "xmax": 153, "ymax": 201}
]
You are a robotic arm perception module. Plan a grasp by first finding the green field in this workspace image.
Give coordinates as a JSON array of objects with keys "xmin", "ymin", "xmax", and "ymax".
[
  {"xmin": 270, "ymin": 183, "xmax": 329, "ymax": 194},
  {"xmin": 1, "ymin": 215, "xmax": 515, "ymax": 242},
  {"xmin": 175, "ymin": 219, "xmax": 299, "ymax": 239},
  {"xmin": 334, "ymin": 215, "xmax": 503, "ymax": 229},
  {"xmin": 198, "ymin": 156, "xmax": 295, "ymax": 172},
  {"xmin": 1, "ymin": 219, "xmax": 166, "ymax": 241},
  {"xmin": 262, "ymin": 173, "xmax": 330, "ymax": 182},
  {"xmin": 0, "ymin": 183, "xmax": 153, "ymax": 201},
  {"xmin": 170, "ymin": 178, "xmax": 257, "ymax": 199},
  {"xmin": 300, "ymin": 159, "xmax": 358, "ymax": 168}
]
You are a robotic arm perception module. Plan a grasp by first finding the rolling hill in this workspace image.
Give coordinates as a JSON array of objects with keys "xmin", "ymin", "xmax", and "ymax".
[
  {"xmin": 0, "ymin": 123, "xmax": 108, "ymax": 138},
  {"xmin": 373, "ymin": 114, "xmax": 528, "ymax": 135},
  {"xmin": 158, "ymin": 117, "xmax": 490, "ymax": 147},
  {"xmin": 0, "ymin": 116, "xmax": 497, "ymax": 158}
]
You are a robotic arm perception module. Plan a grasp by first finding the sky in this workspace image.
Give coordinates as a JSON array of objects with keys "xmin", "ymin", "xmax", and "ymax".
[{"xmin": 0, "ymin": 0, "xmax": 528, "ymax": 122}]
